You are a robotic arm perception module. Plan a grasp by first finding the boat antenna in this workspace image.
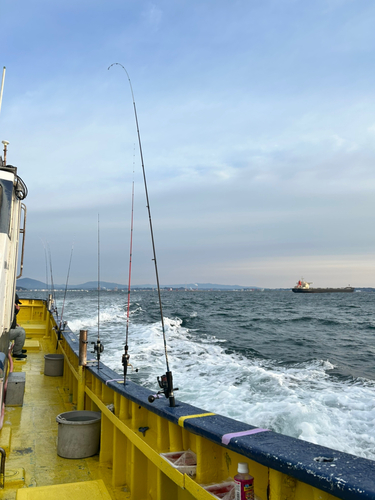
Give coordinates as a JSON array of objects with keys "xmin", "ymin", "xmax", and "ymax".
[
  {"xmin": 0, "ymin": 67, "xmax": 5, "ymax": 117},
  {"xmin": 92, "ymin": 214, "xmax": 104, "ymax": 368},
  {"xmin": 108, "ymin": 63, "xmax": 177, "ymax": 407},
  {"xmin": 123, "ymin": 177, "xmax": 135, "ymax": 385},
  {"xmin": 56, "ymin": 243, "xmax": 74, "ymax": 348}
]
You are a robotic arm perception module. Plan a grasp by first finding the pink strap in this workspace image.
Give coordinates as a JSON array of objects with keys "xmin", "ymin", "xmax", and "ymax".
[
  {"xmin": 105, "ymin": 378, "xmax": 123, "ymax": 385},
  {"xmin": 222, "ymin": 428, "xmax": 269, "ymax": 445}
]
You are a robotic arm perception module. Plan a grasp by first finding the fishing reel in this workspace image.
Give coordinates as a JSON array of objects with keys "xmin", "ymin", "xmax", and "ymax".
[
  {"xmin": 54, "ymin": 321, "xmax": 67, "ymax": 350},
  {"xmin": 122, "ymin": 350, "xmax": 138, "ymax": 382},
  {"xmin": 121, "ymin": 345, "xmax": 138, "ymax": 385},
  {"xmin": 148, "ymin": 371, "xmax": 178, "ymax": 407},
  {"xmin": 92, "ymin": 339, "xmax": 104, "ymax": 365}
]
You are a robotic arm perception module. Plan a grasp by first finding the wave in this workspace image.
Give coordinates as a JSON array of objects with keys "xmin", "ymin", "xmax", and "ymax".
[{"xmin": 95, "ymin": 312, "xmax": 375, "ymax": 461}]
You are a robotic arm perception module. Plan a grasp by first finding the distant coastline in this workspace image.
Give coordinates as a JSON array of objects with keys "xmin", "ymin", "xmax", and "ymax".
[{"xmin": 16, "ymin": 277, "xmax": 371, "ymax": 292}]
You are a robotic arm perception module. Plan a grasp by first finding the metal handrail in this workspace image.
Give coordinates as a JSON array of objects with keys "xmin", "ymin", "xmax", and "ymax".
[
  {"xmin": 16, "ymin": 202, "xmax": 27, "ymax": 279},
  {"xmin": 0, "ymin": 447, "xmax": 6, "ymax": 488}
]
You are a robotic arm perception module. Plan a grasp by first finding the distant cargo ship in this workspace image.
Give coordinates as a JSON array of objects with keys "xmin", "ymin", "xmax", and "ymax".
[{"xmin": 292, "ymin": 279, "xmax": 354, "ymax": 293}]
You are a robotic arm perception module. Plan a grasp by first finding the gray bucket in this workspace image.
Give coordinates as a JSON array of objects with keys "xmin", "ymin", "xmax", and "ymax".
[
  {"xmin": 44, "ymin": 354, "xmax": 64, "ymax": 376},
  {"xmin": 56, "ymin": 410, "xmax": 101, "ymax": 459}
]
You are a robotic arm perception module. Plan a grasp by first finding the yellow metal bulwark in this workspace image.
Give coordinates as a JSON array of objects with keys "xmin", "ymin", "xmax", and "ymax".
[{"xmin": 77, "ymin": 365, "xmax": 85, "ymax": 410}]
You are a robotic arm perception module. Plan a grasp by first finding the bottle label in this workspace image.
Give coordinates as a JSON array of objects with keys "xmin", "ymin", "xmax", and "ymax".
[{"xmin": 234, "ymin": 479, "xmax": 254, "ymax": 500}]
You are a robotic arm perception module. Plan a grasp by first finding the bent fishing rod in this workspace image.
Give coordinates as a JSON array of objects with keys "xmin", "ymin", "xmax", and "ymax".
[{"xmin": 108, "ymin": 63, "xmax": 177, "ymax": 407}]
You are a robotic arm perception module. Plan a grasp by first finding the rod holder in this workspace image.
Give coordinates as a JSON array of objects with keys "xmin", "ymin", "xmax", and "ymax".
[
  {"xmin": 47, "ymin": 294, "xmax": 53, "ymax": 312},
  {"xmin": 79, "ymin": 330, "xmax": 88, "ymax": 366}
]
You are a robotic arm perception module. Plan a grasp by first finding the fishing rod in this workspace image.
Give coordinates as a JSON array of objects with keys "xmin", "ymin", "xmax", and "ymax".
[
  {"xmin": 44, "ymin": 246, "xmax": 49, "ymax": 300},
  {"xmin": 48, "ymin": 245, "xmax": 58, "ymax": 316},
  {"xmin": 122, "ymin": 179, "xmax": 135, "ymax": 385},
  {"xmin": 56, "ymin": 244, "xmax": 74, "ymax": 349},
  {"xmin": 105, "ymin": 160, "xmax": 138, "ymax": 387},
  {"xmin": 42, "ymin": 240, "xmax": 53, "ymax": 312},
  {"xmin": 59, "ymin": 244, "xmax": 74, "ymax": 331},
  {"xmin": 40, "ymin": 239, "xmax": 50, "ymax": 302},
  {"xmin": 47, "ymin": 245, "xmax": 61, "ymax": 344},
  {"xmin": 108, "ymin": 63, "xmax": 177, "ymax": 407},
  {"xmin": 92, "ymin": 215, "xmax": 104, "ymax": 369}
]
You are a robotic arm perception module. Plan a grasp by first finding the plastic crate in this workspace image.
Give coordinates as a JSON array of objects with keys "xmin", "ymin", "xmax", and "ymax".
[
  {"xmin": 160, "ymin": 450, "xmax": 197, "ymax": 478},
  {"xmin": 203, "ymin": 481, "xmax": 235, "ymax": 499}
]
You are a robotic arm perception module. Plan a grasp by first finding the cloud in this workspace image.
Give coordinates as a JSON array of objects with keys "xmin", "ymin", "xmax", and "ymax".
[
  {"xmin": 3, "ymin": 0, "xmax": 375, "ymax": 287},
  {"xmin": 142, "ymin": 3, "xmax": 163, "ymax": 30}
]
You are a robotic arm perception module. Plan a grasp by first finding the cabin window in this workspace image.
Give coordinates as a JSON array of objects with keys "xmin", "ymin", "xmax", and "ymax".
[{"xmin": 0, "ymin": 179, "xmax": 13, "ymax": 235}]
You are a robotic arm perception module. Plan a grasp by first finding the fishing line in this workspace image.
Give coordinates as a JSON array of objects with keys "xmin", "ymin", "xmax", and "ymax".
[{"xmin": 108, "ymin": 63, "xmax": 177, "ymax": 406}]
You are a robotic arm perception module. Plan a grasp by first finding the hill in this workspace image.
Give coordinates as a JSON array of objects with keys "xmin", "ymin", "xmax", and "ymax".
[{"xmin": 16, "ymin": 278, "xmax": 262, "ymax": 291}]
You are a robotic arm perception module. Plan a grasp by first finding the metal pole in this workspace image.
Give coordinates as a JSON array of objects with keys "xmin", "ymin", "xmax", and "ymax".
[
  {"xmin": 0, "ymin": 67, "xmax": 5, "ymax": 116},
  {"xmin": 77, "ymin": 366, "xmax": 85, "ymax": 411},
  {"xmin": 2, "ymin": 141, "xmax": 8, "ymax": 166},
  {"xmin": 78, "ymin": 330, "xmax": 87, "ymax": 410}
]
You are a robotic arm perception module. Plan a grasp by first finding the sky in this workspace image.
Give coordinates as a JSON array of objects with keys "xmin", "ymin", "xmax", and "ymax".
[{"xmin": 2, "ymin": 0, "xmax": 375, "ymax": 288}]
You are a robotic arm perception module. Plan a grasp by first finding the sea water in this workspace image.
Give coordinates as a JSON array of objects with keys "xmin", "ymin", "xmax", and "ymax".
[{"xmin": 21, "ymin": 289, "xmax": 375, "ymax": 460}]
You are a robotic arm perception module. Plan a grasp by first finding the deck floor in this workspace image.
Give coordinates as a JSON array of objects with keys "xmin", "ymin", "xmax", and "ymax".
[{"xmin": 1, "ymin": 337, "xmax": 126, "ymax": 499}]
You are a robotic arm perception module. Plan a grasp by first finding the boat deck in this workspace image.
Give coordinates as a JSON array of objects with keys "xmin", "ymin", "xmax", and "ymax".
[{"xmin": 1, "ymin": 336, "xmax": 125, "ymax": 500}]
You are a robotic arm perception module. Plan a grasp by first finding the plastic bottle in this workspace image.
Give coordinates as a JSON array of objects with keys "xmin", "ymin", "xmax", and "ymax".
[{"xmin": 234, "ymin": 462, "xmax": 254, "ymax": 500}]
